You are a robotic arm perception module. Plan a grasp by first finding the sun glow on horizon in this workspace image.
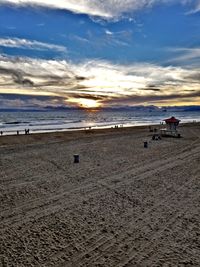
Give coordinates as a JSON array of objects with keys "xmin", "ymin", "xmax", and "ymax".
[{"xmin": 67, "ymin": 97, "xmax": 101, "ymax": 109}]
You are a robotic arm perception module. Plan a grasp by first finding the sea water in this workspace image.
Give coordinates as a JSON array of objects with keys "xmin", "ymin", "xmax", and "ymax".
[{"xmin": 0, "ymin": 109, "xmax": 200, "ymax": 135}]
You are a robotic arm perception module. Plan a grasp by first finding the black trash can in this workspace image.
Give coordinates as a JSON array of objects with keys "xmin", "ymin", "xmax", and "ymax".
[
  {"xmin": 144, "ymin": 141, "xmax": 148, "ymax": 148},
  {"xmin": 74, "ymin": 154, "xmax": 79, "ymax": 163}
]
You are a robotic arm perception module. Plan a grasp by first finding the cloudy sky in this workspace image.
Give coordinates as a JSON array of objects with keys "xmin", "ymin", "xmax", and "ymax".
[{"xmin": 0, "ymin": 0, "xmax": 200, "ymax": 109}]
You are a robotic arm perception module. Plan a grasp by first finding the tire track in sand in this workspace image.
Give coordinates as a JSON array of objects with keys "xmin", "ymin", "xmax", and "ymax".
[
  {"xmin": 60, "ymin": 146, "xmax": 200, "ymax": 266},
  {"xmin": 71, "ymin": 168, "xmax": 199, "ymax": 267},
  {"xmin": 1, "ymin": 142, "xmax": 199, "ymax": 232},
  {"xmin": 114, "ymin": 174, "xmax": 200, "ymax": 267}
]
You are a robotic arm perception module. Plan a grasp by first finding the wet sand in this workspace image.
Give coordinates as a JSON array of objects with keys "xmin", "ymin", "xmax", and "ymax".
[{"xmin": 1, "ymin": 123, "xmax": 200, "ymax": 266}]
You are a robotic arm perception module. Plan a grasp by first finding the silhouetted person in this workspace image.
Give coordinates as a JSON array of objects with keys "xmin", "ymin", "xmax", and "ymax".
[
  {"xmin": 25, "ymin": 129, "xmax": 29, "ymax": 135},
  {"xmin": 0, "ymin": 131, "xmax": 3, "ymax": 136},
  {"xmin": 17, "ymin": 131, "xmax": 19, "ymax": 135}
]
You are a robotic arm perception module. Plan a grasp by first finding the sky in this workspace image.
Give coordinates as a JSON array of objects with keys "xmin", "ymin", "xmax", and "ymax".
[{"xmin": 0, "ymin": 0, "xmax": 200, "ymax": 109}]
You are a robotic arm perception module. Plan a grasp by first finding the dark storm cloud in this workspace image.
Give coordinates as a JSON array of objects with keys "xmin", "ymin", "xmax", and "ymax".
[
  {"xmin": 0, "ymin": 93, "xmax": 68, "ymax": 108},
  {"xmin": 0, "ymin": 66, "xmax": 25, "ymax": 78},
  {"xmin": 142, "ymin": 87, "xmax": 161, "ymax": 92},
  {"xmin": 12, "ymin": 74, "xmax": 34, "ymax": 86},
  {"xmin": 67, "ymin": 93, "xmax": 108, "ymax": 101},
  {"xmin": 0, "ymin": 62, "xmax": 88, "ymax": 89},
  {"xmin": 104, "ymin": 91, "xmax": 200, "ymax": 105},
  {"xmin": 0, "ymin": 66, "xmax": 34, "ymax": 86},
  {"xmin": 0, "ymin": 93, "xmax": 65, "ymax": 101},
  {"xmin": 184, "ymin": 72, "xmax": 200, "ymax": 81}
]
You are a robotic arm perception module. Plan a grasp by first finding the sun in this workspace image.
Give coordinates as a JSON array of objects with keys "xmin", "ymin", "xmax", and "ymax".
[
  {"xmin": 66, "ymin": 98, "xmax": 101, "ymax": 109},
  {"xmin": 79, "ymin": 98, "xmax": 100, "ymax": 108},
  {"xmin": 66, "ymin": 97, "xmax": 101, "ymax": 109}
]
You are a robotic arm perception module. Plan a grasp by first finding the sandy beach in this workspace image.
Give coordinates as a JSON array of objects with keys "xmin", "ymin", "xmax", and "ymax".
[{"xmin": 1, "ymin": 123, "xmax": 200, "ymax": 267}]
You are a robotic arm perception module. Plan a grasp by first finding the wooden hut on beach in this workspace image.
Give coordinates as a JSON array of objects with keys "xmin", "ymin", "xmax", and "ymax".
[{"xmin": 160, "ymin": 116, "xmax": 181, "ymax": 137}]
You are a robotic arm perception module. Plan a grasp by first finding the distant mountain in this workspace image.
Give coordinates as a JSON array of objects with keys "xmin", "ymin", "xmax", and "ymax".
[{"xmin": 160, "ymin": 106, "xmax": 200, "ymax": 112}]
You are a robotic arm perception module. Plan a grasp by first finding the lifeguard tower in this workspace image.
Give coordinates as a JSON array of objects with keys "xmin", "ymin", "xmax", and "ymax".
[{"xmin": 160, "ymin": 116, "xmax": 181, "ymax": 137}]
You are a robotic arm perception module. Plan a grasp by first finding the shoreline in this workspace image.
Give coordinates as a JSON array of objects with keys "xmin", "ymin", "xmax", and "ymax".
[
  {"xmin": 0, "ymin": 121, "xmax": 199, "ymax": 147},
  {"xmin": 1, "ymin": 113, "xmax": 199, "ymax": 137}
]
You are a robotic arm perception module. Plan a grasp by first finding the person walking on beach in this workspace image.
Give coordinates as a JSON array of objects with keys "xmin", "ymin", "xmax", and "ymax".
[{"xmin": 25, "ymin": 129, "xmax": 30, "ymax": 135}]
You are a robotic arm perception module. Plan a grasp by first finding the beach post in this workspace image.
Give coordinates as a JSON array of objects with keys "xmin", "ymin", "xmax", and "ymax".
[
  {"xmin": 74, "ymin": 154, "xmax": 79, "ymax": 163},
  {"xmin": 144, "ymin": 141, "xmax": 148, "ymax": 148}
]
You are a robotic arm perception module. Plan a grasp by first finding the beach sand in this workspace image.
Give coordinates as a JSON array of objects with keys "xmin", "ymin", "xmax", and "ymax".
[{"xmin": 0, "ymin": 123, "xmax": 200, "ymax": 266}]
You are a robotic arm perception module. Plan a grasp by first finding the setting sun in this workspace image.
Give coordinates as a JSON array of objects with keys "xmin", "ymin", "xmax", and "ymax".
[
  {"xmin": 67, "ymin": 97, "xmax": 101, "ymax": 109},
  {"xmin": 79, "ymin": 98, "xmax": 100, "ymax": 108}
]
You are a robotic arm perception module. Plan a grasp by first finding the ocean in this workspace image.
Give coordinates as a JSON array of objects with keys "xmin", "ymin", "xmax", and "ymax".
[{"xmin": 0, "ymin": 109, "xmax": 200, "ymax": 135}]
